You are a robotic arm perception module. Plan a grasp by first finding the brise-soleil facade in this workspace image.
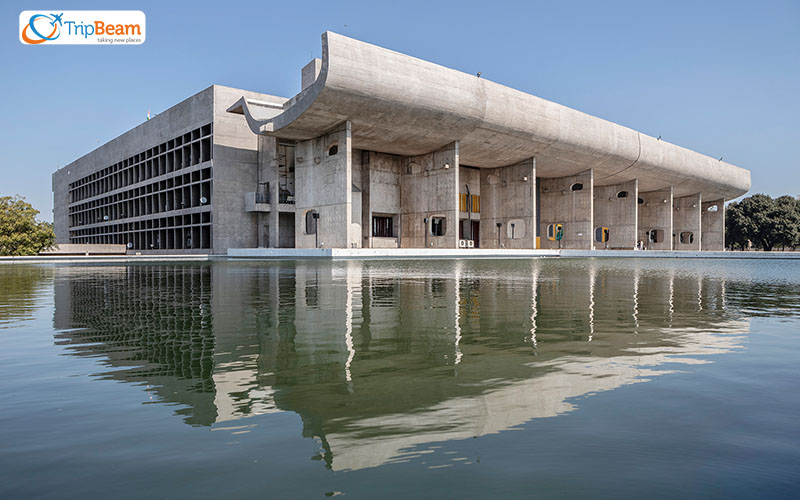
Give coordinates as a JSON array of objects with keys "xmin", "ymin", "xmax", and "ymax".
[{"xmin": 52, "ymin": 32, "xmax": 750, "ymax": 253}]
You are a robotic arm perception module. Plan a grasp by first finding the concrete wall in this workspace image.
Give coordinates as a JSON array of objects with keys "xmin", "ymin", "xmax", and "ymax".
[
  {"xmin": 539, "ymin": 169, "xmax": 593, "ymax": 250},
  {"xmin": 294, "ymin": 121, "xmax": 354, "ymax": 248},
  {"xmin": 701, "ymin": 199, "xmax": 725, "ymax": 251},
  {"xmin": 361, "ymin": 151, "xmax": 402, "ymax": 248},
  {"xmin": 638, "ymin": 188, "xmax": 673, "ymax": 250},
  {"xmin": 479, "ymin": 158, "xmax": 536, "ymax": 249},
  {"xmin": 399, "ymin": 142, "xmax": 459, "ymax": 249},
  {"xmin": 673, "ymin": 193, "xmax": 702, "ymax": 251},
  {"xmin": 593, "ymin": 179, "xmax": 638, "ymax": 250},
  {"xmin": 212, "ymin": 85, "xmax": 285, "ymax": 252}
]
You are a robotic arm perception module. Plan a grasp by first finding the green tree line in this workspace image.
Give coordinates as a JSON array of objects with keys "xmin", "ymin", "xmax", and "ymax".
[
  {"xmin": 726, "ymin": 194, "xmax": 800, "ymax": 251},
  {"xmin": 0, "ymin": 195, "xmax": 55, "ymax": 256}
]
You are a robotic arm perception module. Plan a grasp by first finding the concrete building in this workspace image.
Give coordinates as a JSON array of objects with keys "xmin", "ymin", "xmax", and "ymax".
[{"xmin": 53, "ymin": 32, "xmax": 750, "ymax": 254}]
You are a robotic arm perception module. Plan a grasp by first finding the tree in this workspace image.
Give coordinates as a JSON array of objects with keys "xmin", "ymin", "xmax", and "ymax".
[
  {"xmin": 772, "ymin": 195, "xmax": 800, "ymax": 250},
  {"xmin": 725, "ymin": 201, "xmax": 748, "ymax": 250},
  {"xmin": 0, "ymin": 195, "xmax": 55, "ymax": 256},
  {"xmin": 725, "ymin": 194, "xmax": 800, "ymax": 251}
]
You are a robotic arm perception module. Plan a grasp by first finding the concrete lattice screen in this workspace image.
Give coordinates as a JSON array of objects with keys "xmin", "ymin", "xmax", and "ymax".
[{"xmin": 67, "ymin": 124, "xmax": 214, "ymax": 250}]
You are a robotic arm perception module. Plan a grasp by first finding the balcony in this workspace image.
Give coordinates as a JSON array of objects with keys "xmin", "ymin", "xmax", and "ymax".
[
  {"xmin": 245, "ymin": 190, "xmax": 294, "ymax": 212},
  {"xmin": 245, "ymin": 192, "xmax": 270, "ymax": 212}
]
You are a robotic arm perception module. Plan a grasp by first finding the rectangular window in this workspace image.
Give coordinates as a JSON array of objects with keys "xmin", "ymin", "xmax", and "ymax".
[
  {"xmin": 459, "ymin": 194, "xmax": 480, "ymax": 213},
  {"xmin": 372, "ymin": 216, "xmax": 394, "ymax": 238},
  {"xmin": 431, "ymin": 217, "xmax": 446, "ymax": 236}
]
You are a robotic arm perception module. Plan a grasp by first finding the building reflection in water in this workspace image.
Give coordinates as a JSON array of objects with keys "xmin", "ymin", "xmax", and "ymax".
[{"xmin": 53, "ymin": 259, "xmax": 749, "ymax": 471}]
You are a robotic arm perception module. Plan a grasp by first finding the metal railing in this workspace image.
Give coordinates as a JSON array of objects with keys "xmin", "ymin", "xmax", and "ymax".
[{"xmin": 278, "ymin": 190, "xmax": 294, "ymax": 204}]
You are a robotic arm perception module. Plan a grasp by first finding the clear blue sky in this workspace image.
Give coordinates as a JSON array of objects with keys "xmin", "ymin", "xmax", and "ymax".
[{"xmin": 2, "ymin": 0, "xmax": 798, "ymax": 222}]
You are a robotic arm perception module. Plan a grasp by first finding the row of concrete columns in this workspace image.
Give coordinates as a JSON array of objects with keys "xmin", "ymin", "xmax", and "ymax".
[{"xmin": 256, "ymin": 130, "xmax": 725, "ymax": 251}]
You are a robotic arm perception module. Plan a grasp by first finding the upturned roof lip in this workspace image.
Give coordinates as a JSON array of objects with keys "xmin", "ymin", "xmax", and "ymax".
[{"xmin": 230, "ymin": 31, "xmax": 750, "ymax": 200}]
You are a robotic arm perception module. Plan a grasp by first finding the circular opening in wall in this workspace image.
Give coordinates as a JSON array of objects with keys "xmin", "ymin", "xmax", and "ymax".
[
  {"xmin": 707, "ymin": 205, "xmax": 719, "ymax": 212},
  {"xmin": 571, "ymin": 183, "xmax": 583, "ymax": 191},
  {"xmin": 638, "ymin": 197, "xmax": 644, "ymax": 205},
  {"xmin": 328, "ymin": 144, "xmax": 338, "ymax": 156},
  {"xmin": 617, "ymin": 191, "xmax": 628, "ymax": 198}
]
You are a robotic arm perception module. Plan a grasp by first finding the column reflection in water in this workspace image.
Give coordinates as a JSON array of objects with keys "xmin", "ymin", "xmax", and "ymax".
[{"xmin": 52, "ymin": 259, "xmax": 750, "ymax": 470}]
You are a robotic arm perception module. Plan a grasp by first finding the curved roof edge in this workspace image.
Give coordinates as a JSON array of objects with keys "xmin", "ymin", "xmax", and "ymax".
[{"xmin": 230, "ymin": 32, "xmax": 750, "ymax": 200}]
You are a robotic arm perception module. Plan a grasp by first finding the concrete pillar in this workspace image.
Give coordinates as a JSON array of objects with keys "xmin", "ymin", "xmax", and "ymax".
[
  {"xmin": 361, "ymin": 151, "xmax": 372, "ymax": 248},
  {"xmin": 400, "ymin": 142, "xmax": 459, "ymax": 249},
  {"xmin": 673, "ymin": 193, "xmax": 702, "ymax": 251},
  {"xmin": 479, "ymin": 158, "xmax": 536, "ymax": 249},
  {"xmin": 257, "ymin": 135, "xmax": 279, "ymax": 248},
  {"xmin": 539, "ymin": 169, "xmax": 593, "ymax": 250},
  {"xmin": 638, "ymin": 188, "xmax": 673, "ymax": 250},
  {"xmin": 361, "ymin": 152, "xmax": 402, "ymax": 249},
  {"xmin": 293, "ymin": 121, "xmax": 353, "ymax": 248},
  {"xmin": 701, "ymin": 199, "xmax": 725, "ymax": 251},
  {"xmin": 593, "ymin": 179, "xmax": 638, "ymax": 250},
  {"xmin": 351, "ymin": 150, "xmax": 363, "ymax": 248}
]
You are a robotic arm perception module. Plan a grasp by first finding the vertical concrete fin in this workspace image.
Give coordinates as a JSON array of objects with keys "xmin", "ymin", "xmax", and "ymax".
[
  {"xmin": 673, "ymin": 193, "xmax": 702, "ymax": 251},
  {"xmin": 399, "ymin": 141, "xmax": 459, "ymax": 248},
  {"xmin": 293, "ymin": 120, "xmax": 353, "ymax": 248},
  {"xmin": 538, "ymin": 169, "xmax": 593, "ymax": 250},
  {"xmin": 701, "ymin": 198, "xmax": 725, "ymax": 251},
  {"xmin": 593, "ymin": 178, "xmax": 638, "ymax": 250},
  {"xmin": 479, "ymin": 157, "xmax": 536, "ymax": 249},
  {"xmin": 638, "ymin": 187, "xmax": 673, "ymax": 250}
]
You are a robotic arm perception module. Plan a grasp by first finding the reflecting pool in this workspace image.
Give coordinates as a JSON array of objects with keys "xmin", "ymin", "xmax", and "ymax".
[{"xmin": 1, "ymin": 259, "xmax": 799, "ymax": 498}]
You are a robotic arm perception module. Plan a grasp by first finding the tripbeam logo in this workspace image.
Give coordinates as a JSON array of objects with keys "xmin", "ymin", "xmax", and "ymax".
[{"xmin": 19, "ymin": 11, "xmax": 146, "ymax": 45}]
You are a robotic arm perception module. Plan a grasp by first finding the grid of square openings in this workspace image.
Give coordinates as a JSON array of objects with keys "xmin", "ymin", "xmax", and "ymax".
[
  {"xmin": 69, "ymin": 124, "xmax": 212, "ymax": 202},
  {"xmin": 70, "ymin": 211, "xmax": 212, "ymax": 250},
  {"xmin": 67, "ymin": 124, "xmax": 213, "ymax": 250}
]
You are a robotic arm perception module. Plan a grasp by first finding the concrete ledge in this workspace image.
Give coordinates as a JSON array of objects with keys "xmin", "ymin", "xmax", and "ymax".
[
  {"xmin": 39, "ymin": 243, "xmax": 127, "ymax": 255},
  {"xmin": 229, "ymin": 248, "xmax": 800, "ymax": 260},
  {"xmin": 0, "ymin": 254, "xmax": 213, "ymax": 264},
  {"xmin": 561, "ymin": 250, "xmax": 800, "ymax": 260},
  {"xmin": 228, "ymin": 248, "xmax": 560, "ymax": 259}
]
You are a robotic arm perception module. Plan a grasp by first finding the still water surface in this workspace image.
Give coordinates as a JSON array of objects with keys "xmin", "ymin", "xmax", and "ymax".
[{"xmin": 1, "ymin": 258, "xmax": 799, "ymax": 498}]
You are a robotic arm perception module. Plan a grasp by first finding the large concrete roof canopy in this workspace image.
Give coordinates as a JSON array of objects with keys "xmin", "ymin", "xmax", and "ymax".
[{"xmin": 228, "ymin": 31, "xmax": 750, "ymax": 200}]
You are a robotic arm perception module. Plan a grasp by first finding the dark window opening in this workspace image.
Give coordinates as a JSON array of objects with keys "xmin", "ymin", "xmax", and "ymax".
[
  {"xmin": 617, "ymin": 191, "xmax": 628, "ymax": 198},
  {"xmin": 305, "ymin": 210, "xmax": 318, "ymax": 235},
  {"xmin": 648, "ymin": 229, "xmax": 662, "ymax": 243},
  {"xmin": 431, "ymin": 217, "xmax": 446, "ymax": 236},
  {"xmin": 328, "ymin": 144, "xmax": 338, "ymax": 156},
  {"xmin": 372, "ymin": 216, "xmax": 394, "ymax": 238},
  {"xmin": 571, "ymin": 183, "xmax": 583, "ymax": 191},
  {"xmin": 638, "ymin": 197, "xmax": 644, "ymax": 205}
]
